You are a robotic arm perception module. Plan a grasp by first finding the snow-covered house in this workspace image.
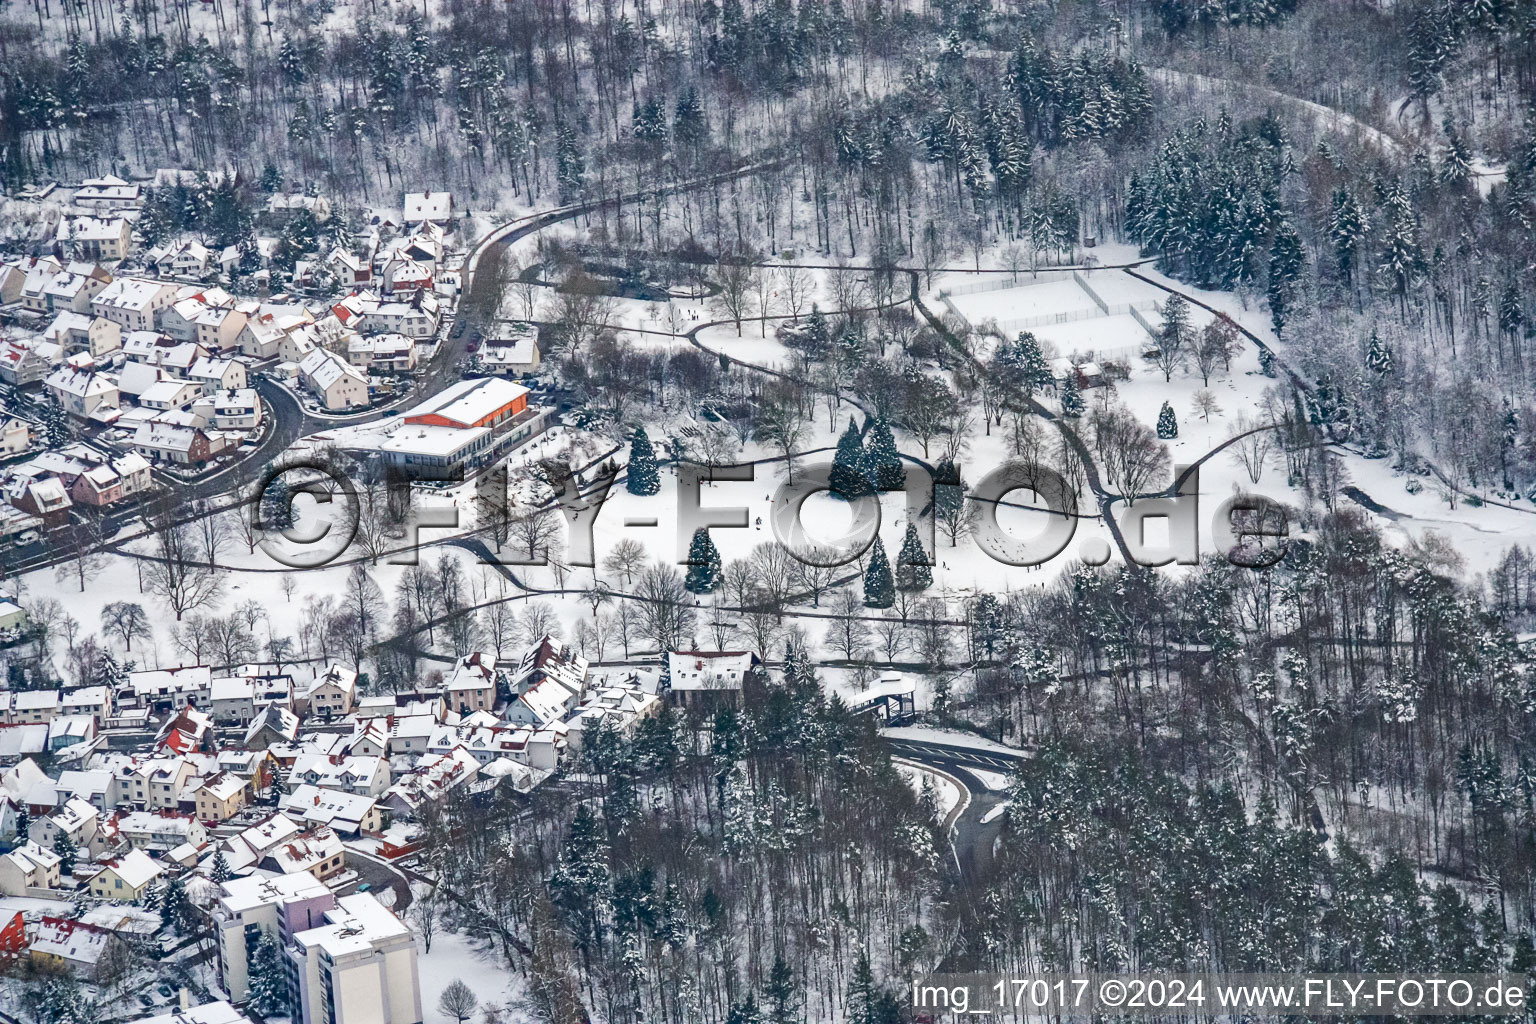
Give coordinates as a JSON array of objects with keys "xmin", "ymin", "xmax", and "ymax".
[
  {"xmin": 113, "ymin": 808, "xmax": 208, "ymax": 852},
  {"xmin": 43, "ymin": 310, "xmax": 121, "ymax": 359},
  {"xmin": 245, "ymin": 703, "xmax": 301, "ymax": 750},
  {"xmin": 279, "ymin": 785, "xmax": 383, "ymax": 836},
  {"xmin": 86, "ymin": 848, "xmax": 163, "ymax": 901},
  {"xmin": 44, "ymin": 366, "xmax": 119, "ymax": 421},
  {"xmin": 0, "ymin": 842, "xmax": 61, "ymax": 895},
  {"xmin": 287, "ymin": 754, "xmax": 390, "ymax": 797},
  {"xmin": 297, "ymin": 664, "xmax": 357, "ymax": 720},
  {"xmin": 92, "ymin": 277, "xmax": 178, "ymax": 331},
  {"xmin": 480, "ymin": 323, "xmax": 541, "ymax": 375},
  {"xmin": 327, "ymin": 246, "xmax": 372, "ymax": 286},
  {"xmin": 664, "ymin": 651, "xmax": 765, "ymax": 710},
  {"xmin": 132, "ymin": 421, "xmax": 224, "ymax": 465},
  {"xmin": 187, "ymin": 355, "xmax": 247, "ymax": 394},
  {"xmin": 58, "ymin": 215, "xmax": 131, "ymax": 262},
  {"xmin": 260, "ymin": 825, "xmax": 346, "ymax": 880},
  {"xmin": 194, "ymin": 771, "xmax": 249, "ymax": 822},
  {"xmin": 73, "ymin": 175, "xmax": 141, "ymax": 210},
  {"xmin": 137, "ymin": 378, "xmax": 203, "ymax": 411},
  {"xmin": 0, "ymin": 418, "xmax": 28, "ymax": 456},
  {"xmin": 403, "ymin": 190, "xmax": 453, "ymax": 225},
  {"xmin": 196, "ymin": 388, "xmax": 262, "ymax": 430},
  {"xmin": 442, "ymin": 651, "xmax": 498, "ymax": 715},
  {"xmin": 299, "ymin": 348, "xmax": 369, "ymax": 411},
  {"xmin": 346, "ymin": 332, "xmax": 417, "ymax": 371}
]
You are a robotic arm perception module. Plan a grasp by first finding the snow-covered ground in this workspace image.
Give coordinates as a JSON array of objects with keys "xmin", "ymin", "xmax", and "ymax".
[{"xmin": 417, "ymin": 926, "xmax": 527, "ymax": 1023}]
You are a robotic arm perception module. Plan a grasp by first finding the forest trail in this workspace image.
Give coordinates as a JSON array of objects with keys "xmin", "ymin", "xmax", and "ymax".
[{"xmin": 1151, "ymin": 67, "xmax": 1406, "ymax": 158}]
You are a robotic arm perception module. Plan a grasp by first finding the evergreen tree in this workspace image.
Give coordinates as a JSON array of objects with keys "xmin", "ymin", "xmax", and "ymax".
[
  {"xmin": 15, "ymin": 803, "xmax": 29, "ymax": 841},
  {"xmin": 895, "ymin": 523, "xmax": 932, "ymax": 592},
  {"xmin": 1366, "ymin": 330, "xmax": 1394, "ymax": 374},
  {"xmin": 1267, "ymin": 220, "xmax": 1305, "ymax": 335},
  {"xmin": 1329, "ymin": 188, "xmax": 1367, "ymax": 286},
  {"xmin": 861, "ymin": 418, "xmax": 905, "ymax": 491},
  {"xmin": 830, "ymin": 418, "xmax": 871, "ymax": 499},
  {"xmin": 846, "ymin": 951, "xmax": 878, "ymax": 1024},
  {"xmin": 1440, "ymin": 117, "xmax": 1473, "ymax": 187},
  {"xmin": 52, "ymin": 831, "xmax": 76, "ymax": 876},
  {"xmin": 724, "ymin": 993, "xmax": 764, "ymax": 1024},
  {"xmin": 1258, "ymin": 346, "xmax": 1277, "ymax": 378},
  {"xmin": 1157, "ymin": 401, "xmax": 1179, "ymax": 439},
  {"xmin": 41, "ymin": 393, "xmax": 71, "ymax": 448},
  {"xmin": 864, "ymin": 538, "xmax": 895, "ymax": 609},
  {"xmin": 1059, "ymin": 373, "xmax": 1085, "ymax": 417},
  {"xmin": 1499, "ymin": 282, "xmax": 1523, "ymax": 341},
  {"xmin": 627, "ymin": 427, "xmax": 661, "ymax": 496},
  {"xmin": 160, "ymin": 876, "xmax": 186, "ymax": 926},
  {"xmin": 246, "ymin": 930, "xmax": 291, "ymax": 1017},
  {"xmin": 765, "ymin": 952, "xmax": 797, "ymax": 1024},
  {"xmin": 210, "ymin": 849, "xmax": 232, "ymax": 884},
  {"xmin": 684, "ymin": 528, "xmax": 722, "ymax": 594}
]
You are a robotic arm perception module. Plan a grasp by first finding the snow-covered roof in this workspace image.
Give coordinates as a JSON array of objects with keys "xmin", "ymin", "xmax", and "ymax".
[
  {"xmin": 136, "ymin": 1001, "xmax": 254, "ymax": 1024},
  {"xmin": 279, "ymin": 784, "xmax": 378, "ymax": 830},
  {"xmin": 402, "ymin": 191, "xmax": 452, "ymax": 223},
  {"xmin": 30, "ymin": 917, "xmax": 111, "ymax": 965},
  {"xmin": 404, "ymin": 375, "xmax": 526, "ymax": 429},
  {"xmin": 665, "ymin": 651, "xmax": 759, "ymax": 691},
  {"xmin": 45, "ymin": 366, "xmax": 116, "ymax": 398},
  {"xmin": 94, "ymin": 277, "xmax": 170, "ymax": 313},
  {"xmin": 217, "ymin": 867, "xmax": 330, "ymax": 914},
  {"xmin": 92, "ymin": 848, "xmax": 163, "ymax": 889}
]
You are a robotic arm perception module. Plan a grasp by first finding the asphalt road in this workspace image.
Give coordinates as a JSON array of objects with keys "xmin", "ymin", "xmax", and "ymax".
[{"xmin": 879, "ymin": 732, "xmax": 1027, "ymax": 878}]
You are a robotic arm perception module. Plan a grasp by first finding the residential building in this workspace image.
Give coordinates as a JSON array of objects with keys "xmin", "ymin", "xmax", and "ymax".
[
  {"xmin": 289, "ymin": 893, "xmax": 422, "ymax": 1024},
  {"xmin": 73, "ymin": 175, "xmax": 141, "ymax": 210},
  {"xmin": 29, "ymin": 795, "xmax": 99, "ymax": 852},
  {"xmin": 44, "ymin": 366, "xmax": 120, "ymax": 421},
  {"xmin": 300, "ymin": 348, "xmax": 369, "ymax": 411},
  {"xmin": 43, "ymin": 310, "xmax": 122, "ymax": 358},
  {"xmin": 188, "ymin": 356, "xmax": 246, "ymax": 393},
  {"xmin": 194, "ymin": 306, "xmax": 248, "ymax": 352},
  {"xmin": 29, "ymin": 917, "xmax": 117, "ymax": 974},
  {"xmin": 40, "ymin": 263, "xmax": 113, "ymax": 313},
  {"xmin": 113, "ymin": 808, "xmax": 208, "ymax": 851},
  {"xmin": 92, "ymin": 277, "xmax": 178, "ymax": 331},
  {"xmin": 480, "ymin": 321, "xmax": 541, "ymax": 375},
  {"xmin": 566, "ymin": 682, "xmax": 662, "ymax": 750},
  {"xmin": 403, "ymin": 190, "xmax": 453, "ymax": 224},
  {"xmin": 46, "ymin": 714, "xmax": 94, "ymax": 751},
  {"xmin": 133, "ymin": 421, "xmax": 229, "ymax": 466},
  {"xmin": 298, "ymin": 663, "xmax": 357, "ymax": 720},
  {"xmin": 279, "ymin": 785, "xmax": 383, "ymax": 836},
  {"xmin": 245, "ymin": 703, "xmax": 301, "ymax": 749},
  {"xmin": 138, "ymin": 378, "xmax": 203, "ymax": 411},
  {"xmin": 86, "ymin": 848, "xmax": 163, "ymax": 901},
  {"xmin": 259, "ymin": 825, "xmax": 346, "ymax": 880},
  {"xmin": 287, "ymin": 754, "xmax": 390, "ymax": 797},
  {"xmin": 664, "ymin": 651, "xmax": 766, "ymax": 711},
  {"xmin": 213, "ymin": 870, "xmax": 335, "ymax": 1001},
  {"xmin": 0, "ymin": 842, "xmax": 62, "ymax": 895},
  {"xmin": 442, "ymin": 651, "xmax": 498, "ymax": 715},
  {"xmin": 346, "ymin": 332, "xmax": 417, "ymax": 372},
  {"xmin": 58, "ymin": 215, "xmax": 131, "ymax": 261},
  {"xmin": 195, "ymin": 771, "xmax": 248, "ymax": 822},
  {"xmin": 60, "ymin": 685, "xmax": 112, "ymax": 723},
  {"xmin": 125, "ymin": 664, "xmax": 213, "ymax": 707}
]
